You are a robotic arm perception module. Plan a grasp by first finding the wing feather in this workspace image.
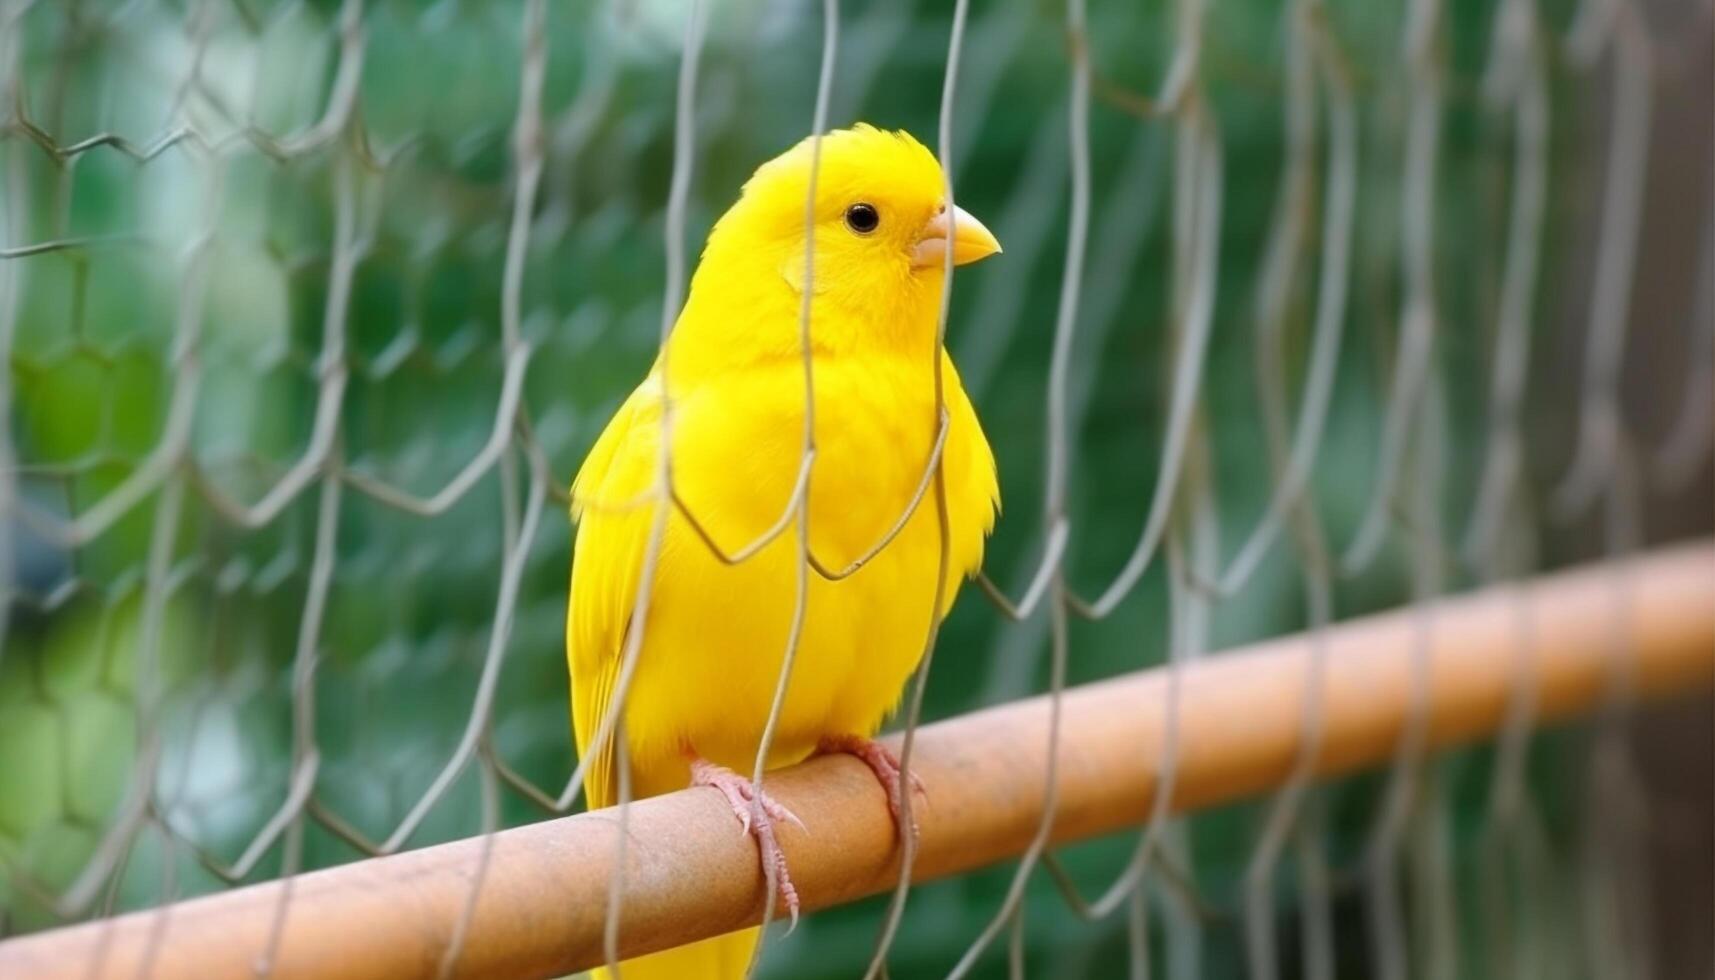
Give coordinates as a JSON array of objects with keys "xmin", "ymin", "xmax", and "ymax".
[{"xmin": 568, "ymin": 377, "xmax": 662, "ymax": 810}]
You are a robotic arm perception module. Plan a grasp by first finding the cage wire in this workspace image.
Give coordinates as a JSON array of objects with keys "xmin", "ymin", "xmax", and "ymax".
[{"xmin": 0, "ymin": 0, "xmax": 1711, "ymax": 978}]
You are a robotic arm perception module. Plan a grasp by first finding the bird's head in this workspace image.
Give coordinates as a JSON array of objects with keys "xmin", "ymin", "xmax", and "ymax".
[{"xmin": 694, "ymin": 124, "xmax": 1001, "ymax": 353}]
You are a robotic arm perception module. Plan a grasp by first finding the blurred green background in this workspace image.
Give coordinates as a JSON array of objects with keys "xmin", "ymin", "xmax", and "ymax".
[{"xmin": 1, "ymin": 0, "xmax": 1710, "ymax": 976}]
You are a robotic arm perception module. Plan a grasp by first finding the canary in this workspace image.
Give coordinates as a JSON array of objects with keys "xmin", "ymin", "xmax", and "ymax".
[{"xmin": 567, "ymin": 124, "xmax": 1001, "ymax": 978}]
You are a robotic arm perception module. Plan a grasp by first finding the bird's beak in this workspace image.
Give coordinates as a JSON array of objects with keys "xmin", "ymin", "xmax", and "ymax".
[{"xmin": 911, "ymin": 204, "xmax": 1002, "ymax": 268}]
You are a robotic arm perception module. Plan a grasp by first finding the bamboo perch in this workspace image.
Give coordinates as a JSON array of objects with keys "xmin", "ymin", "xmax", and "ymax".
[{"xmin": 2, "ymin": 542, "xmax": 1710, "ymax": 980}]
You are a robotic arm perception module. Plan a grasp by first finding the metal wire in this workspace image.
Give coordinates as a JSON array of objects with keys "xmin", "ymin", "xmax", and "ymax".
[
  {"xmin": 1, "ymin": 2, "xmax": 1710, "ymax": 980},
  {"xmin": 1340, "ymin": 0, "xmax": 1444, "ymax": 576}
]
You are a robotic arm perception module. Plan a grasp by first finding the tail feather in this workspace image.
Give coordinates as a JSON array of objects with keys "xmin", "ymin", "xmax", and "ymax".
[
  {"xmin": 590, "ymin": 927, "xmax": 759, "ymax": 980},
  {"xmin": 580, "ymin": 754, "xmax": 758, "ymax": 979}
]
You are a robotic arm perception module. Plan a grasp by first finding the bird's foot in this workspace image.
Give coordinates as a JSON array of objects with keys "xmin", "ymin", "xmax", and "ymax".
[
  {"xmin": 817, "ymin": 734, "xmax": 927, "ymax": 839},
  {"xmin": 689, "ymin": 758, "xmax": 805, "ymax": 927}
]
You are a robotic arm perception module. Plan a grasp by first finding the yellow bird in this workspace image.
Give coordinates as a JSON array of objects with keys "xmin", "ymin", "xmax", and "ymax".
[{"xmin": 567, "ymin": 124, "xmax": 1001, "ymax": 978}]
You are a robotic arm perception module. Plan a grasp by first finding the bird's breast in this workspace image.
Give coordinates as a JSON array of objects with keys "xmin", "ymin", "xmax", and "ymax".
[
  {"xmin": 624, "ymin": 354, "xmax": 993, "ymax": 769},
  {"xmin": 673, "ymin": 355, "xmax": 982, "ymax": 563}
]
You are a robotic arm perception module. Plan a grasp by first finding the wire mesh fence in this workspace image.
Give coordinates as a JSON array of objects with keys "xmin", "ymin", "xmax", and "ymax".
[{"xmin": 0, "ymin": 0, "xmax": 1710, "ymax": 978}]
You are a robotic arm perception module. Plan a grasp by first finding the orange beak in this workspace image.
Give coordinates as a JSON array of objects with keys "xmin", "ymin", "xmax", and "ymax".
[{"xmin": 911, "ymin": 203, "xmax": 1002, "ymax": 268}]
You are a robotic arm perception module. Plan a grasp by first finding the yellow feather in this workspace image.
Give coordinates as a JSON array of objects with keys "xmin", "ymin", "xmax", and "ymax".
[{"xmin": 568, "ymin": 125, "xmax": 1000, "ymax": 979}]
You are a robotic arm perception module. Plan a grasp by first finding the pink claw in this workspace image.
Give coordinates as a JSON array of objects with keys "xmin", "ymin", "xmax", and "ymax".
[
  {"xmin": 818, "ymin": 734, "xmax": 927, "ymax": 839},
  {"xmin": 689, "ymin": 758, "xmax": 805, "ymax": 927}
]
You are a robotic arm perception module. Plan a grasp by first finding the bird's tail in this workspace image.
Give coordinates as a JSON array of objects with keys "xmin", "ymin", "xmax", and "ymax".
[
  {"xmin": 577, "ymin": 744, "xmax": 761, "ymax": 980},
  {"xmin": 589, "ymin": 927, "xmax": 759, "ymax": 980}
]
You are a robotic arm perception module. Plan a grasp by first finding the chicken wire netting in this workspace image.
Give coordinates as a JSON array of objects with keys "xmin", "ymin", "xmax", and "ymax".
[{"xmin": 0, "ymin": 0, "xmax": 1711, "ymax": 977}]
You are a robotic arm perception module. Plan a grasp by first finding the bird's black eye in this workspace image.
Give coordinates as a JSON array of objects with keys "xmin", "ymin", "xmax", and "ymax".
[{"xmin": 844, "ymin": 202, "xmax": 880, "ymax": 235}]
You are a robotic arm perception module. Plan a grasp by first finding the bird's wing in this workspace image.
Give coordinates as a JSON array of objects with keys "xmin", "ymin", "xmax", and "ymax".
[{"xmin": 568, "ymin": 375, "xmax": 663, "ymax": 810}]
